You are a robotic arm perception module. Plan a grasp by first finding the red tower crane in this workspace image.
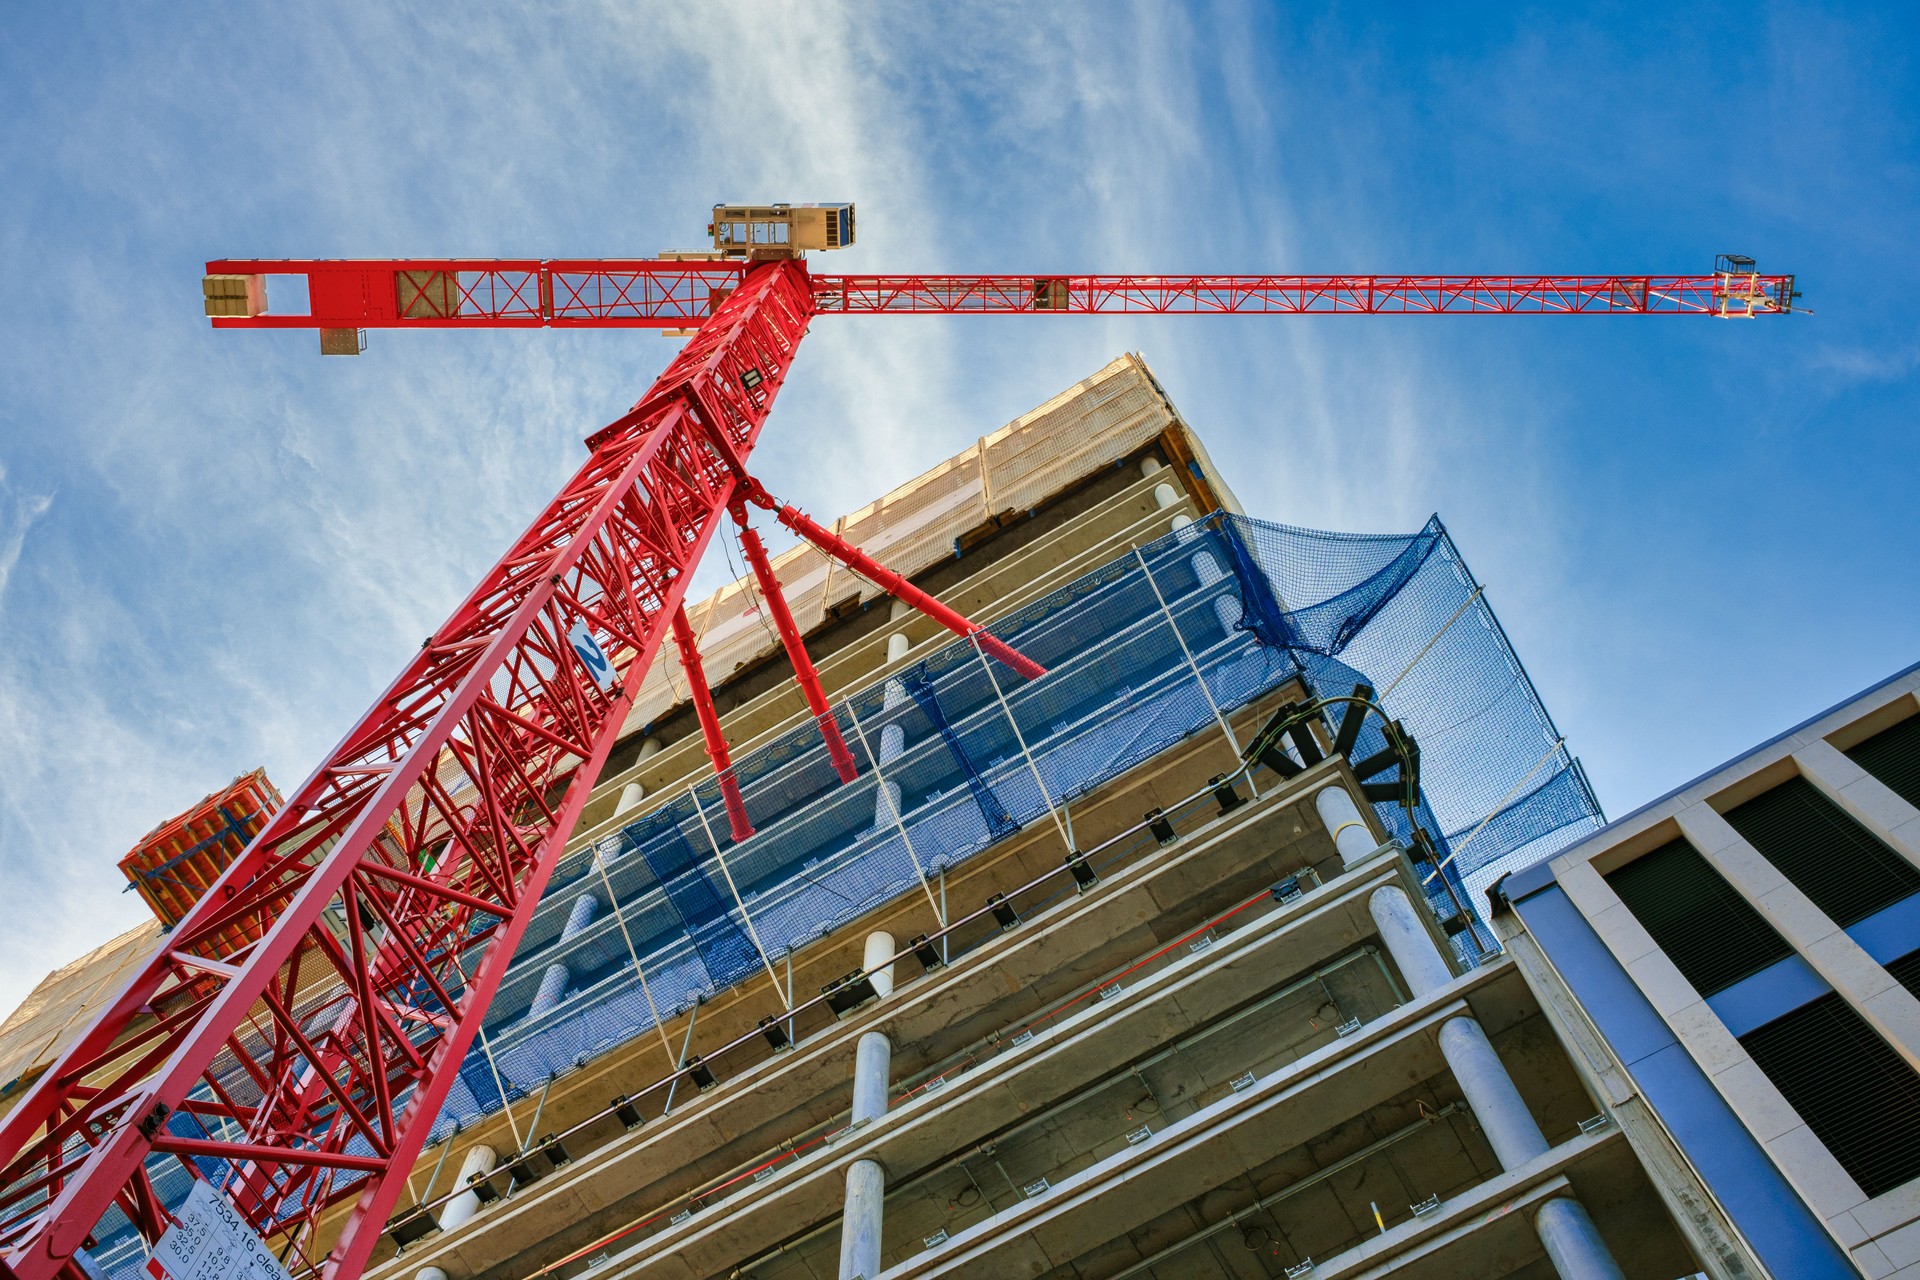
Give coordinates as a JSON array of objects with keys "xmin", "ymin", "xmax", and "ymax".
[{"xmin": 0, "ymin": 204, "xmax": 1797, "ymax": 1280}]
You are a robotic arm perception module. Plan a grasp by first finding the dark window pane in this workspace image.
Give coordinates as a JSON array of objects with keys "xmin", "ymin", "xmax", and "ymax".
[
  {"xmin": 1741, "ymin": 992, "xmax": 1920, "ymax": 1198},
  {"xmin": 1847, "ymin": 715, "xmax": 1920, "ymax": 810},
  {"xmin": 1722, "ymin": 777, "xmax": 1920, "ymax": 928},
  {"xmin": 1606, "ymin": 837, "xmax": 1793, "ymax": 997},
  {"xmin": 1888, "ymin": 949, "xmax": 1920, "ymax": 1003}
]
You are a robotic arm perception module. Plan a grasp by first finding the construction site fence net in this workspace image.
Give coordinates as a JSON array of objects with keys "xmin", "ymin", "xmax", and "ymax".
[{"xmin": 85, "ymin": 510, "xmax": 1602, "ymax": 1268}]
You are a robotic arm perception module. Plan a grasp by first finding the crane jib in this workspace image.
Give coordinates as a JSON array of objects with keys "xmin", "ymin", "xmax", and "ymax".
[{"xmin": 198, "ymin": 262, "xmax": 1797, "ymax": 347}]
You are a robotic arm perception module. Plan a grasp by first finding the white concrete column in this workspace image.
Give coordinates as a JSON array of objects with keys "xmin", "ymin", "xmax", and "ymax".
[
  {"xmin": 838, "ymin": 1158, "xmax": 886, "ymax": 1279},
  {"xmin": 435, "ymin": 1145, "xmax": 497, "ymax": 1232},
  {"xmin": 840, "ymin": 932, "xmax": 896, "ymax": 1278},
  {"xmin": 526, "ymin": 963, "xmax": 569, "ymax": 1019},
  {"xmin": 874, "ymin": 776, "xmax": 904, "ymax": 828},
  {"xmin": 874, "ymin": 715, "xmax": 906, "ymax": 828},
  {"xmin": 863, "ymin": 931, "xmax": 896, "ymax": 1001},
  {"xmin": 850, "ymin": 1030, "xmax": 892, "ymax": 1125},
  {"xmin": 875, "ymin": 661, "xmax": 910, "ymax": 827},
  {"xmin": 1367, "ymin": 885, "xmax": 1453, "ymax": 996},
  {"xmin": 611, "ymin": 739, "xmax": 661, "ymax": 820},
  {"xmin": 1140, "ymin": 457, "xmax": 1164, "ymax": 478},
  {"xmin": 1187, "ymin": 548, "xmax": 1238, "ymax": 636},
  {"xmin": 563, "ymin": 892, "xmax": 599, "ymax": 936},
  {"xmin": 1363, "ymin": 867, "xmax": 1622, "ymax": 1273},
  {"xmin": 414, "ymin": 1267, "xmax": 448, "ymax": 1280},
  {"xmin": 1315, "ymin": 784, "xmax": 1378, "ymax": 866},
  {"xmin": 1534, "ymin": 1196, "xmax": 1626, "ymax": 1280},
  {"xmin": 527, "ymin": 892, "xmax": 602, "ymax": 1019},
  {"xmin": 1358, "ymin": 869, "xmax": 1549, "ymax": 1172},
  {"xmin": 1437, "ymin": 1016, "xmax": 1548, "ymax": 1168},
  {"xmin": 615, "ymin": 781, "xmax": 645, "ymax": 816},
  {"xmin": 1151, "ymin": 481, "xmax": 1180, "ymax": 510},
  {"xmin": 1437, "ymin": 1015, "xmax": 1631, "ymax": 1275}
]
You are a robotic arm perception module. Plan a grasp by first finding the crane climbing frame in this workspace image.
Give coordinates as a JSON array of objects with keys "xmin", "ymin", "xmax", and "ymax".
[{"xmin": 0, "ymin": 208, "xmax": 1797, "ymax": 1280}]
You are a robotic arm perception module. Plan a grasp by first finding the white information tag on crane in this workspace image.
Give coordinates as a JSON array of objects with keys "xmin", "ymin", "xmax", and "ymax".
[
  {"xmin": 147, "ymin": 1180, "xmax": 292, "ymax": 1280},
  {"xmin": 568, "ymin": 618, "xmax": 616, "ymax": 692}
]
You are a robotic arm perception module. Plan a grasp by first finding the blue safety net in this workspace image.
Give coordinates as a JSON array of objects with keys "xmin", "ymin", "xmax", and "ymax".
[
  {"xmin": 78, "ymin": 509, "xmax": 1602, "ymax": 1273},
  {"xmin": 415, "ymin": 509, "xmax": 1600, "ymax": 1137}
]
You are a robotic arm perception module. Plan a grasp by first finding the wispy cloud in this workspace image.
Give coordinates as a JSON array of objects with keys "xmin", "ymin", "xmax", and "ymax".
[
  {"xmin": 0, "ymin": 467, "xmax": 53, "ymax": 616},
  {"xmin": 1806, "ymin": 341, "xmax": 1920, "ymax": 385}
]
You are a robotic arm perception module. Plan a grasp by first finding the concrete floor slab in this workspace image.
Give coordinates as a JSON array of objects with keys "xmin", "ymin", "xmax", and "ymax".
[
  {"xmin": 602, "ymin": 864, "xmax": 1422, "ymax": 1278},
  {"xmin": 373, "ymin": 770, "xmax": 1346, "ymax": 1280},
  {"xmin": 887, "ymin": 993, "xmax": 1478, "ymax": 1277}
]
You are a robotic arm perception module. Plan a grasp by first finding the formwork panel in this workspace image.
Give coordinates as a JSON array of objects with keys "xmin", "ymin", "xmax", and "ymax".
[
  {"xmin": 981, "ymin": 358, "xmax": 1170, "ymax": 518},
  {"xmin": 115, "ymin": 769, "xmax": 283, "ymax": 953}
]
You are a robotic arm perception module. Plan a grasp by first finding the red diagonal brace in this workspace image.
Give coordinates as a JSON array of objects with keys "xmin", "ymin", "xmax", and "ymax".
[
  {"xmin": 669, "ymin": 604, "xmax": 754, "ymax": 842},
  {"xmin": 731, "ymin": 503, "xmax": 859, "ymax": 783},
  {"xmin": 744, "ymin": 487, "xmax": 1047, "ymax": 680}
]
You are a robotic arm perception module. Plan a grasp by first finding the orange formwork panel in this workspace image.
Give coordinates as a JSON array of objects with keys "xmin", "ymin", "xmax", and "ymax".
[{"xmin": 116, "ymin": 769, "xmax": 283, "ymax": 954}]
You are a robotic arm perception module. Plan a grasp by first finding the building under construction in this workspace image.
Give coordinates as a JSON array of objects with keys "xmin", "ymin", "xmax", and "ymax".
[{"xmin": 37, "ymin": 352, "xmax": 1918, "ymax": 1277}]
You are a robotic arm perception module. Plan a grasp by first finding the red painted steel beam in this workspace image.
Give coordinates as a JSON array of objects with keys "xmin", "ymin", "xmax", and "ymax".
[
  {"xmin": 0, "ymin": 260, "xmax": 814, "ymax": 1280},
  {"xmin": 204, "ymin": 260, "xmax": 746, "ymax": 329},
  {"xmin": 202, "ymin": 261, "xmax": 1797, "ymax": 330},
  {"xmin": 148, "ymin": 1138, "xmax": 387, "ymax": 1174},
  {"xmin": 810, "ymin": 273, "xmax": 1799, "ymax": 315},
  {"xmin": 730, "ymin": 505, "xmax": 859, "ymax": 784},
  {"xmin": 748, "ymin": 489, "xmax": 1047, "ymax": 681},
  {"xmin": 668, "ymin": 606, "xmax": 754, "ymax": 842}
]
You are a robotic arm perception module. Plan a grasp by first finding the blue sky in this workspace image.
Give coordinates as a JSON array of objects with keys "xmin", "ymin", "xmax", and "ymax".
[{"xmin": 0, "ymin": 2, "xmax": 1915, "ymax": 1017}]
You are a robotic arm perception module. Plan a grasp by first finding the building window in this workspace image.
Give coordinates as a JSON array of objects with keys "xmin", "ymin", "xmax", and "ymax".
[
  {"xmin": 1739, "ymin": 992, "xmax": 1920, "ymax": 1198},
  {"xmin": 1722, "ymin": 777, "xmax": 1920, "ymax": 928},
  {"xmin": 1846, "ymin": 714, "xmax": 1920, "ymax": 810},
  {"xmin": 1888, "ymin": 949, "xmax": 1920, "ymax": 1003},
  {"xmin": 1606, "ymin": 836, "xmax": 1793, "ymax": 997}
]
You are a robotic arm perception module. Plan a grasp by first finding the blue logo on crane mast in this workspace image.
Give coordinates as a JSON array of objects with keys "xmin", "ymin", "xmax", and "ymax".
[{"xmin": 568, "ymin": 619, "xmax": 616, "ymax": 692}]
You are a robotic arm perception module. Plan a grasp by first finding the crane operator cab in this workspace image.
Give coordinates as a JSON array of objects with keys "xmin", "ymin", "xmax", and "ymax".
[{"xmin": 708, "ymin": 202, "xmax": 855, "ymax": 260}]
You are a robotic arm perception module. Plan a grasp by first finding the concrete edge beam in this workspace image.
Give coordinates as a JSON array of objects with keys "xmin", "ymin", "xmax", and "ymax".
[
  {"xmin": 885, "ymin": 992, "xmax": 1483, "ymax": 1278},
  {"xmin": 609, "ymin": 864, "xmax": 1423, "ymax": 1278},
  {"xmin": 1330, "ymin": 1169, "xmax": 1576, "ymax": 1280}
]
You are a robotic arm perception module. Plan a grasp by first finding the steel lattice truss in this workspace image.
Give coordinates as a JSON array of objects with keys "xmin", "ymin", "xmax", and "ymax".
[
  {"xmin": 0, "ymin": 250, "xmax": 1794, "ymax": 1280},
  {"xmin": 203, "ymin": 260, "xmax": 1797, "ymax": 329}
]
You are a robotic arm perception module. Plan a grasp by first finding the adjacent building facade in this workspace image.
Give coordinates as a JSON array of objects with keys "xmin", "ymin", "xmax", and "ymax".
[{"xmin": 1494, "ymin": 663, "xmax": 1920, "ymax": 1278}]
